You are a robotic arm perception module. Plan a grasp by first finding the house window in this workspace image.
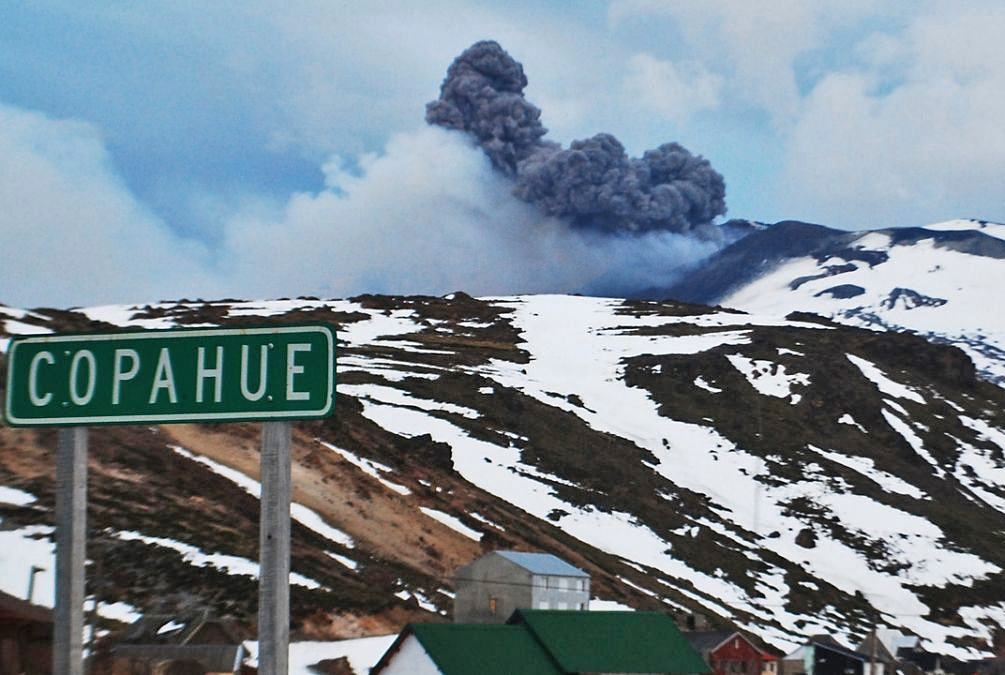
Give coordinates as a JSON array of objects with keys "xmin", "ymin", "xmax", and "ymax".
[{"xmin": 489, "ymin": 597, "xmax": 498, "ymax": 614}]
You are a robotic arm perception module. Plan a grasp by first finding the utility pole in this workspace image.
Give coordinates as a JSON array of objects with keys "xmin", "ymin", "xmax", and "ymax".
[
  {"xmin": 753, "ymin": 396, "xmax": 763, "ymax": 535},
  {"xmin": 869, "ymin": 629, "xmax": 878, "ymax": 675},
  {"xmin": 27, "ymin": 565, "xmax": 45, "ymax": 603}
]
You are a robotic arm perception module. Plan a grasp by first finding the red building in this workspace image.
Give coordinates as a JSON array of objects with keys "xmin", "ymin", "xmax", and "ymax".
[{"xmin": 686, "ymin": 630, "xmax": 769, "ymax": 675}]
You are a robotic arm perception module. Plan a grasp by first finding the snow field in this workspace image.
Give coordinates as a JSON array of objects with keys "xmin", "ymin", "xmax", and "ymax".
[
  {"xmin": 720, "ymin": 227, "xmax": 1005, "ymax": 384},
  {"xmin": 452, "ymin": 295, "xmax": 1000, "ymax": 656}
]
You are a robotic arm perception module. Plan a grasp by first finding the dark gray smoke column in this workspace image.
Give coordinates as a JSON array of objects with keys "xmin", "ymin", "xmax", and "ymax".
[
  {"xmin": 427, "ymin": 41, "xmax": 727, "ymax": 233},
  {"xmin": 426, "ymin": 40, "xmax": 552, "ymax": 176},
  {"xmin": 514, "ymin": 135, "xmax": 726, "ymax": 232}
]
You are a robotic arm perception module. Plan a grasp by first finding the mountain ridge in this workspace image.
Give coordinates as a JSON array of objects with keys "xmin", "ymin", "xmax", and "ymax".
[
  {"xmin": 657, "ymin": 218, "xmax": 1005, "ymax": 387},
  {"xmin": 2, "ymin": 290, "xmax": 1004, "ymax": 659}
]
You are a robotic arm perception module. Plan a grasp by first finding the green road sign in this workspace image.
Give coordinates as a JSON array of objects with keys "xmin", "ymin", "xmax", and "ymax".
[{"xmin": 3, "ymin": 325, "xmax": 335, "ymax": 426}]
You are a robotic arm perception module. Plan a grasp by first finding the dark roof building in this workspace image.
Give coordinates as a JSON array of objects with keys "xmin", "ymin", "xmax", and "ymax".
[
  {"xmin": 92, "ymin": 609, "xmax": 246, "ymax": 674},
  {"xmin": 783, "ymin": 639, "xmax": 867, "ymax": 675},
  {"xmin": 686, "ymin": 631, "xmax": 741, "ymax": 656}
]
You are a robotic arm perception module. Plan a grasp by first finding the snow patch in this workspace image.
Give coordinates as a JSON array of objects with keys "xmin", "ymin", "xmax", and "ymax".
[
  {"xmin": 319, "ymin": 441, "xmax": 412, "ymax": 496},
  {"xmin": 807, "ymin": 445, "xmax": 925, "ymax": 498},
  {"xmin": 418, "ymin": 507, "xmax": 483, "ymax": 541},
  {"xmin": 694, "ymin": 376, "xmax": 722, "ymax": 393},
  {"xmin": 726, "ymin": 355, "xmax": 810, "ymax": 403},
  {"xmin": 114, "ymin": 530, "xmax": 324, "ymax": 589},
  {"xmin": 0, "ymin": 486, "xmax": 38, "ymax": 506},
  {"xmin": 847, "ymin": 354, "xmax": 926, "ymax": 404},
  {"xmin": 838, "ymin": 414, "xmax": 868, "ymax": 433}
]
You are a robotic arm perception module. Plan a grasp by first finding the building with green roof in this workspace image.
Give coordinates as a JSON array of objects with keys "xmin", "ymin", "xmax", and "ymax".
[
  {"xmin": 370, "ymin": 610, "xmax": 711, "ymax": 674},
  {"xmin": 370, "ymin": 623, "xmax": 562, "ymax": 675},
  {"xmin": 512, "ymin": 609, "xmax": 712, "ymax": 674}
]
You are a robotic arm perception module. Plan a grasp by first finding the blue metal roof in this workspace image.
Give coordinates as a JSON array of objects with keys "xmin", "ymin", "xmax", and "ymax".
[{"xmin": 495, "ymin": 551, "xmax": 589, "ymax": 577}]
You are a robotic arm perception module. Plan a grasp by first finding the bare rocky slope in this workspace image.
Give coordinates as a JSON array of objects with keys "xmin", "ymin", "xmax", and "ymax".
[{"xmin": 1, "ymin": 292, "xmax": 1004, "ymax": 658}]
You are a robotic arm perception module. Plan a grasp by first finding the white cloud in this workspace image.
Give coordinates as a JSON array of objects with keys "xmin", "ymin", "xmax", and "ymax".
[
  {"xmin": 777, "ymin": 5, "xmax": 1005, "ymax": 228},
  {"xmin": 0, "ymin": 104, "xmax": 218, "ymax": 308},
  {"xmin": 608, "ymin": 0, "xmax": 876, "ymax": 123},
  {"xmin": 211, "ymin": 2, "xmax": 604, "ymax": 158},
  {"xmin": 624, "ymin": 53, "xmax": 723, "ymax": 123}
]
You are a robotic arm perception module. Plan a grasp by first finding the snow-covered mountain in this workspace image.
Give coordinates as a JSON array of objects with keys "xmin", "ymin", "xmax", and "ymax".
[
  {"xmin": 2, "ymin": 291, "xmax": 1004, "ymax": 662},
  {"xmin": 663, "ymin": 219, "xmax": 1005, "ymax": 386}
]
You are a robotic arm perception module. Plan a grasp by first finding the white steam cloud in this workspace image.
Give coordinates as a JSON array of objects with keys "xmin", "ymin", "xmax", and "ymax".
[{"xmin": 219, "ymin": 127, "xmax": 722, "ymax": 300}]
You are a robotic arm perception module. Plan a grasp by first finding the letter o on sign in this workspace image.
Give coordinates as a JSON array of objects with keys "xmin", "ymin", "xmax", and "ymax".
[{"xmin": 69, "ymin": 350, "xmax": 97, "ymax": 406}]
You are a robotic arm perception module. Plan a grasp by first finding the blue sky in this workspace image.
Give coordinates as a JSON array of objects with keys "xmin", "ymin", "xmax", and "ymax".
[{"xmin": 2, "ymin": 1, "xmax": 1003, "ymax": 307}]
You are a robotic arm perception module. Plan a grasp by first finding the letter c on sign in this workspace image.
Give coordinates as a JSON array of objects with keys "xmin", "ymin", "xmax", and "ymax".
[{"xmin": 28, "ymin": 351, "xmax": 55, "ymax": 406}]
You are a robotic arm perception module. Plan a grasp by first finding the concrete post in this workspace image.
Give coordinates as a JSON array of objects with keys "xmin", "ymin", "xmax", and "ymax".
[
  {"xmin": 258, "ymin": 421, "xmax": 292, "ymax": 675},
  {"xmin": 54, "ymin": 427, "xmax": 87, "ymax": 675}
]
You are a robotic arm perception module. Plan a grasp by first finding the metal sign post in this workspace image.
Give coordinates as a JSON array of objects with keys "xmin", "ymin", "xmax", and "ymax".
[
  {"xmin": 259, "ymin": 421, "xmax": 292, "ymax": 675},
  {"xmin": 54, "ymin": 427, "xmax": 87, "ymax": 675},
  {"xmin": 3, "ymin": 324, "xmax": 336, "ymax": 675}
]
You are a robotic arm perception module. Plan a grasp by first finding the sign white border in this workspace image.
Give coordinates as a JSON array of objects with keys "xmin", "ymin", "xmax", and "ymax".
[{"xmin": 4, "ymin": 325, "xmax": 335, "ymax": 426}]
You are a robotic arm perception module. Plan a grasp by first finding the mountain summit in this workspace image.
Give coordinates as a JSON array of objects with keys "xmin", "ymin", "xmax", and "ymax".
[{"xmin": 660, "ymin": 218, "xmax": 1005, "ymax": 385}]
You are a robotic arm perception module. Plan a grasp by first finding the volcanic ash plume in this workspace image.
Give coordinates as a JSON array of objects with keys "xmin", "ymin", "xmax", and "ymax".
[
  {"xmin": 427, "ymin": 40, "xmax": 727, "ymax": 234},
  {"xmin": 425, "ymin": 40, "xmax": 552, "ymax": 177}
]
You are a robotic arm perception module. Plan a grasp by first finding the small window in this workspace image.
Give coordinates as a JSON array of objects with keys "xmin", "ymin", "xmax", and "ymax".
[{"xmin": 489, "ymin": 597, "xmax": 498, "ymax": 614}]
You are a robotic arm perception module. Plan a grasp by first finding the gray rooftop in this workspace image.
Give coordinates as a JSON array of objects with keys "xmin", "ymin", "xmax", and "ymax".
[
  {"xmin": 685, "ymin": 630, "xmax": 739, "ymax": 654},
  {"xmin": 495, "ymin": 551, "xmax": 589, "ymax": 577}
]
